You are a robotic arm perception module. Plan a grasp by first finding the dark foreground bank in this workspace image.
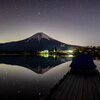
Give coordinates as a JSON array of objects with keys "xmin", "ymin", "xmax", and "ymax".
[{"xmin": 46, "ymin": 69, "xmax": 100, "ymax": 100}]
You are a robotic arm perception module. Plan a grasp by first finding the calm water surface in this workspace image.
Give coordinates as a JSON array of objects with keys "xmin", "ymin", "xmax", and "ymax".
[{"xmin": 0, "ymin": 56, "xmax": 99, "ymax": 99}]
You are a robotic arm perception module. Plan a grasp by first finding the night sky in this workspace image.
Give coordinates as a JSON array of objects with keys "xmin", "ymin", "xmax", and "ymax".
[{"xmin": 0, "ymin": 0, "xmax": 100, "ymax": 46}]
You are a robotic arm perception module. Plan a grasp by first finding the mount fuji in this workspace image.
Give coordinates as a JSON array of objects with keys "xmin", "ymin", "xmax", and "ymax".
[{"xmin": 0, "ymin": 32, "xmax": 81, "ymax": 51}]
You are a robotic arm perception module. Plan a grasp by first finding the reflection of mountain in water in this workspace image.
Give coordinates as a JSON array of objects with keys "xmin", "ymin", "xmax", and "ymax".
[{"xmin": 0, "ymin": 56, "xmax": 72, "ymax": 74}]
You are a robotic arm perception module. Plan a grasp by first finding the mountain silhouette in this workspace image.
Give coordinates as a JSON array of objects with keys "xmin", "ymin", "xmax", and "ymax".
[{"xmin": 0, "ymin": 32, "xmax": 81, "ymax": 51}]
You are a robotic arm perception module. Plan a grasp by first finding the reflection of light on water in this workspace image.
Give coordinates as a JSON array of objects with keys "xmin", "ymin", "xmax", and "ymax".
[
  {"xmin": 39, "ymin": 54, "xmax": 57, "ymax": 58},
  {"xmin": 53, "ymin": 55, "xmax": 56, "ymax": 58},
  {"xmin": 45, "ymin": 54, "xmax": 49, "ymax": 58},
  {"xmin": 68, "ymin": 55, "xmax": 73, "ymax": 57},
  {"xmin": 40, "ymin": 53, "xmax": 49, "ymax": 58}
]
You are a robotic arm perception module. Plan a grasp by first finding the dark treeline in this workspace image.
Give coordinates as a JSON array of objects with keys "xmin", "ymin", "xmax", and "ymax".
[
  {"xmin": 0, "ymin": 46, "xmax": 100, "ymax": 58},
  {"xmin": 73, "ymin": 46, "xmax": 100, "ymax": 59},
  {"xmin": 0, "ymin": 51, "xmax": 37, "ymax": 55}
]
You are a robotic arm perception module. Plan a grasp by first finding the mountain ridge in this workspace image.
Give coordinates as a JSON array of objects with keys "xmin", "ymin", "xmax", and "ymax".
[{"xmin": 0, "ymin": 32, "xmax": 82, "ymax": 51}]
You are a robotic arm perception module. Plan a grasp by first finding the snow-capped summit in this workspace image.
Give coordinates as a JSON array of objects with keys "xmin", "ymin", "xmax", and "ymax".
[{"xmin": 27, "ymin": 32, "xmax": 52, "ymax": 42}]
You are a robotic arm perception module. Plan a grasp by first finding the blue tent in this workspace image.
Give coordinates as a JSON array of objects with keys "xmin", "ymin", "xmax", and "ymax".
[{"xmin": 70, "ymin": 53, "xmax": 96, "ymax": 69}]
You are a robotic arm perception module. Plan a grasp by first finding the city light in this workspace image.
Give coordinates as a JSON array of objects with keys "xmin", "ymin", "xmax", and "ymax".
[
  {"xmin": 40, "ymin": 50, "xmax": 49, "ymax": 54},
  {"xmin": 68, "ymin": 50, "xmax": 73, "ymax": 53}
]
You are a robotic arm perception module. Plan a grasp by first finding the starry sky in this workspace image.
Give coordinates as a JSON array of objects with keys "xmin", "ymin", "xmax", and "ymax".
[{"xmin": 0, "ymin": 0, "xmax": 100, "ymax": 46}]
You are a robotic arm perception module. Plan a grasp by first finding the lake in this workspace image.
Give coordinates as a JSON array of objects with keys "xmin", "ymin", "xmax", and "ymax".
[{"xmin": 0, "ymin": 55, "xmax": 99, "ymax": 99}]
